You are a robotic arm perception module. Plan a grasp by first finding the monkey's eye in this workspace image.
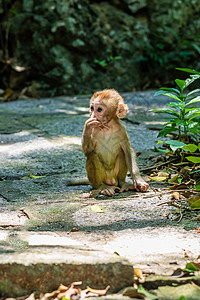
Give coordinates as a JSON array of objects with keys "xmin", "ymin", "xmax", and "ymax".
[
  {"xmin": 90, "ymin": 106, "xmax": 94, "ymax": 111},
  {"xmin": 97, "ymin": 107, "xmax": 102, "ymax": 112}
]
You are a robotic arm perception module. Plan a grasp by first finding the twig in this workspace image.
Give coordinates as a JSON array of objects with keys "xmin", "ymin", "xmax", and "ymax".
[
  {"xmin": 140, "ymin": 158, "xmax": 179, "ymax": 173},
  {"xmin": 176, "ymin": 207, "xmax": 183, "ymax": 223},
  {"xmin": 0, "ymin": 193, "xmax": 10, "ymax": 201}
]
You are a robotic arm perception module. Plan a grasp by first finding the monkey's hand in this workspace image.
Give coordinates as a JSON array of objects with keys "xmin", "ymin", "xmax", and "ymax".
[
  {"xmin": 119, "ymin": 182, "xmax": 135, "ymax": 193},
  {"xmin": 82, "ymin": 118, "xmax": 101, "ymax": 156},
  {"xmin": 84, "ymin": 117, "xmax": 100, "ymax": 131}
]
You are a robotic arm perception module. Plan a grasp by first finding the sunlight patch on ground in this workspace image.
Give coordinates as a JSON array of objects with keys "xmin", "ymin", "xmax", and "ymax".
[
  {"xmin": 102, "ymin": 228, "xmax": 200, "ymax": 261},
  {"xmin": 0, "ymin": 134, "xmax": 81, "ymax": 157},
  {"xmin": 24, "ymin": 233, "xmax": 83, "ymax": 246},
  {"xmin": 144, "ymin": 121, "xmax": 166, "ymax": 125},
  {"xmin": 55, "ymin": 109, "xmax": 78, "ymax": 114}
]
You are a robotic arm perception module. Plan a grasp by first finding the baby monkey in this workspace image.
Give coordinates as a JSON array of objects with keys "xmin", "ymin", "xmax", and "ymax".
[{"xmin": 82, "ymin": 89, "xmax": 149, "ymax": 196}]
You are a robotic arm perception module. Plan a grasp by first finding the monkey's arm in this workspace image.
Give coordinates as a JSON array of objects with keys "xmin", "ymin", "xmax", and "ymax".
[
  {"xmin": 123, "ymin": 140, "xmax": 141, "ymax": 181},
  {"xmin": 121, "ymin": 128, "xmax": 149, "ymax": 192},
  {"xmin": 82, "ymin": 118, "xmax": 99, "ymax": 156}
]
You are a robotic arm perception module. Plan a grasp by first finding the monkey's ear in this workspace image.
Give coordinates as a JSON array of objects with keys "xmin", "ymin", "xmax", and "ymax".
[{"xmin": 116, "ymin": 103, "xmax": 128, "ymax": 119}]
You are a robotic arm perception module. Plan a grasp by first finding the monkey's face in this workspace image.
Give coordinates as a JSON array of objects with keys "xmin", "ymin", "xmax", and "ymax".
[{"xmin": 90, "ymin": 98, "xmax": 113, "ymax": 125}]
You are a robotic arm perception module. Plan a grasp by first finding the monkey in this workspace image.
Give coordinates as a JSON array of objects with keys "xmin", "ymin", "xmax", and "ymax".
[{"xmin": 81, "ymin": 89, "xmax": 149, "ymax": 197}]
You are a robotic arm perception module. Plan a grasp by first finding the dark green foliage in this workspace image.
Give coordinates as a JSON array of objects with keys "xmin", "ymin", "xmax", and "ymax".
[{"xmin": 1, "ymin": 0, "xmax": 200, "ymax": 96}]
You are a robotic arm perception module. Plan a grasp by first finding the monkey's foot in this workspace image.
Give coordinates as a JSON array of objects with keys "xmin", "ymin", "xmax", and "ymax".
[
  {"xmin": 119, "ymin": 182, "xmax": 136, "ymax": 193},
  {"xmin": 100, "ymin": 185, "xmax": 120, "ymax": 197},
  {"xmin": 135, "ymin": 178, "xmax": 149, "ymax": 192}
]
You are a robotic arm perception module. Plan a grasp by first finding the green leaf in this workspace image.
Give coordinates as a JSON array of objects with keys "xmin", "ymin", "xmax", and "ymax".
[
  {"xmin": 167, "ymin": 102, "xmax": 184, "ymax": 109},
  {"xmin": 185, "ymin": 108, "xmax": 200, "ymax": 118},
  {"xmin": 154, "ymin": 146, "xmax": 169, "ymax": 153},
  {"xmin": 176, "ymin": 67, "xmax": 200, "ymax": 74},
  {"xmin": 157, "ymin": 127, "xmax": 177, "ymax": 137},
  {"xmin": 183, "ymin": 144, "xmax": 198, "ymax": 153},
  {"xmin": 166, "ymin": 140, "xmax": 186, "ymax": 148},
  {"xmin": 185, "ymin": 96, "xmax": 200, "ymax": 106},
  {"xmin": 191, "ymin": 42, "xmax": 200, "ymax": 54},
  {"xmin": 176, "ymin": 75, "xmax": 200, "ymax": 92},
  {"xmin": 154, "ymin": 90, "xmax": 182, "ymax": 101},
  {"xmin": 183, "ymin": 262, "xmax": 198, "ymax": 272},
  {"xmin": 189, "ymin": 113, "xmax": 200, "ymax": 121},
  {"xmin": 137, "ymin": 285, "xmax": 157, "ymax": 300},
  {"xmin": 158, "ymin": 87, "xmax": 180, "ymax": 94},
  {"xmin": 175, "ymin": 79, "xmax": 185, "ymax": 92},
  {"xmin": 179, "ymin": 296, "xmax": 186, "ymax": 300},
  {"xmin": 196, "ymin": 182, "xmax": 200, "ymax": 191},
  {"xmin": 186, "ymin": 156, "xmax": 200, "ymax": 163},
  {"xmin": 151, "ymin": 108, "xmax": 181, "ymax": 117},
  {"xmin": 187, "ymin": 89, "xmax": 200, "ymax": 97},
  {"xmin": 184, "ymin": 74, "xmax": 200, "ymax": 89},
  {"xmin": 158, "ymin": 140, "xmax": 186, "ymax": 151}
]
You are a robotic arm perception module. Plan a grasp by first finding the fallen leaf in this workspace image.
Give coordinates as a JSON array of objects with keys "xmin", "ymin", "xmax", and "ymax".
[
  {"xmin": 30, "ymin": 173, "xmax": 48, "ymax": 179},
  {"xmin": 138, "ymin": 284, "xmax": 157, "ymax": 299},
  {"xmin": 157, "ymin": 171, "xmax": 169, "ymax": 178},
  {"xmin": 58, "ymin": 283, "xmax": 69, "ymax": 292},
  {"xmin": 121, "ymin": 286, "xmax": 145, "ymax": 299},
  {"xmin": 171, "ymin": 192, "xmax": 180, "ymax": 200},
  {"xmin": 134, "ymin": 267, "xmax": 146, "ymax": 283},
  {"xmin": 149, "ymin": 176, "xmax": 167, "ymax": 181},
  {"xmin": 169, "ymin": 183, "xmax": 190, "ymax": 190},
  {"xmin": 168, "ymin": 174, "xmax": 179, "ymax": 184},
  {"xmin": 171, "ymin": 268, "xmax": 186, "ymax": 278},
  {"xmin": 183, "ymin": 262, "xmax": 200, "ymax": 272},
  {"xmin": 25, "ymin": 293, "xmax": 36, "ymax": 300},
  {"xmin": 86, "ymin": 285, "xmax": 110, "ymax": 296},
  {"xmin": 91, "ymin": 204, "xmax": 104, "ymax": 213},
  {"xmin": 188, "ymin": 196, "xmax": 200, "ymax": 209}
]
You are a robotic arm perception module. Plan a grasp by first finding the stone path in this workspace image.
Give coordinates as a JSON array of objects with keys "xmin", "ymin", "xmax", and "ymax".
[{"xmin": 0, "ymin": 91, "xmax": 199, "ymax": 298}]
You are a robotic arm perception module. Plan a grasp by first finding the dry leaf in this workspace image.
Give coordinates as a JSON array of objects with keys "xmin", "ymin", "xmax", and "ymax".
[
  {"xmin": 149, "ymin": 176, "xmax": 167, "ymax": 181},
  {"xmin": 58, "ymin": 283, "xmax": 69, "ymax": 292},
  {"xmin": 25, "ymin": 293, "xmax": 36, "ymax": 300},
  {"xmin": 171, "ymin": 192, "xmax": 180, "ymax": 200},
  {"xmin": 30, "ymin": 173, "xmax": 48, "ymax": 179},
  {"xmin": 86, "ymin": 285, "xmax": 110, "ymax": 296},
  {"xmin": 122, "ymin": 287, "xmax": 146, "ymax": 299},
  {"xmin": 134, "ymin": 268, "xmax": 143, "ymax": 279},
  {"xmin": 169, "ymin": 183, "xmax": 190, "ymax": 190},
  {"xmin": 134, "ymin": 268, "xmax": 145, "ymax": 283},
  {"xmin": 157, "ymin": 171, "xmax": 169, "ymax": 178}
]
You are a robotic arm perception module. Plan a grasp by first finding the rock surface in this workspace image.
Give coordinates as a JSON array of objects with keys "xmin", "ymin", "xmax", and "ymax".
[{"xmin": 0, "ymin": 91, "xmax": 200, "ymax": 298}]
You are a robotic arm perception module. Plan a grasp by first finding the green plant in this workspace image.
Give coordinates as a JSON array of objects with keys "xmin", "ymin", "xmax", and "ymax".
[
  {"xmin": 157, "ymin": 139, "xmax": 200, "ymax": 191},
  {"xmin": 157, "ymin": 140, "xmax": 200, "ymax": 163},
  {"xmin": 152, "ymin": 68, "xmax": 200, "ymax": 142},
  {"xmin": 94, "ymin": 55, "xmax": 122, "ymax": 68}
]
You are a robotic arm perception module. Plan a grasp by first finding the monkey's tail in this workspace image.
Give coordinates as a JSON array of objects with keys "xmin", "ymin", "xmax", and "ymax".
[{"xmin": 66, "ymin": 178, "xmax": 90, "ymax": 186}]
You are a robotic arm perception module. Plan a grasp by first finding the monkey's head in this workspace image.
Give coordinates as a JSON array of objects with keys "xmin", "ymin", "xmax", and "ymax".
[{"xmin": 90, "ymin": 89, "xmax": 128, "ymax": 124}]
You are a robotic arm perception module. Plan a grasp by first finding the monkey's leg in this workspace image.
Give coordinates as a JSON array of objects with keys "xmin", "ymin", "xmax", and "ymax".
[
  {"xmin": 86, "ymin": 152, "xmax": 106, "ymax": 189},
  {"xmin": 86, "ymin": 153, "xmax": 119, "ymax": 197}
]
